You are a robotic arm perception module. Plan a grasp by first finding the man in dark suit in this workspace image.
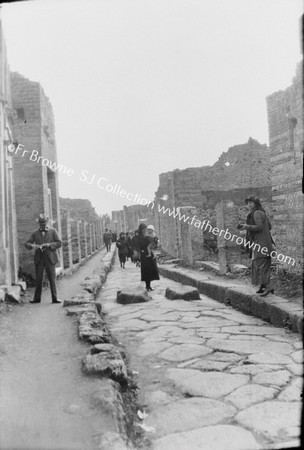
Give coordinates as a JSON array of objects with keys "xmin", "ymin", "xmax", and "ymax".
[
  {"xmin": 25, "ymin": 214, "xmax": 62, "ymax": 304},
  {"xmin": 103, "ymin": 228, "xmax": 112, "ymax": 252}
]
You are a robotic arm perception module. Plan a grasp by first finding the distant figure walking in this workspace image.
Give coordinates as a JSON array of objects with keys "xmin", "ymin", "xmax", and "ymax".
[
  {"xmin": 131, "ymin": 229, "xmax": 141, "ymax": 266},
  {"xmin": 25, "ymin": 214, "xmax": 62, "ymax": 304},
  {"xmin": 240, "ymin": 195, "xmax": 275, "ymax": 297},
  {"xmin": 103, "ymin": 228, "xmax": 112, "ymax": 252},
  {"xmin": 138, "ymin": 223, "xmax": 160, "ymax": 291},
  {"xmin": 116, "ymin": 232, "xmax": 129, "ymax": 268},
  {"xmin": 127, "ymin": 231, "xmax": 134, "ymax": 261}
]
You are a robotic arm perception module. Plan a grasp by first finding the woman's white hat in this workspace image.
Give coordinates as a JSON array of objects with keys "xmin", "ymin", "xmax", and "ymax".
[{"xmin": 147, "ymin": 225, "xmax": 155, "ymax": 231}]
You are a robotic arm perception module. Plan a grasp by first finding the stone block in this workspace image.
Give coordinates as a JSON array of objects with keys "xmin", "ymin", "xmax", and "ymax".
[
  {"xmin": 116, "ymin": 288, "xmax": 151, "ymax": 304},
  {"xmin": 0, "ymin": 289, "xmax": 6, "ymax": 302},
  {"xmin": 63, "ymin": 298, "xmax": 94, "ymax": 307},
  {"xmin": 16, "ymin": 280, "xmax": 27, "ymax": 291},
  {"xmin": 161, "ymin": 259, "xmax": 180, "ymax": 265},
  {"xmin": 65, "ymin": 303, "xmax": 98, "ymax": 316},
  {"xmin": 198, "ymin": 261, "xmax": 221, "ymax": 273},
  {"xmin": 81, "ymin": 276, "xmax": 101, "ymax": 294},
  {"xmin": 83, "ymin": 343, "xmax": 128, "ymax": 384},
  {"xmin": 165, "ymin": 286, "xmax": 200, "ymax": 301},
  {"xmin": 194, "ymin": 261, "xmax": 204, "ymax": 268},
  {"xmin": 229, "ymin": 264, "xmax": 248, "ymax": 274},
  {"xmin": 6, "ymin": 285, "xmax": 22, "ymax": 303},
  {"xmin": 79, "ymin": 312, "xmax": 111, "ymax": 344}
]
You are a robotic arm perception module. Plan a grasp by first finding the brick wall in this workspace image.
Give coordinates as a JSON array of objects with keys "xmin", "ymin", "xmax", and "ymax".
[
  {"xmin": 10, "ymin": 72, "xmax": 62, "ymax": 277},
  {"xmin": 266, "ymin": 62, "xmax": 303, "ymax": 272},
  {"xmin": 0, "ymin": 19, "xmax": 19, "ymax": 286}
]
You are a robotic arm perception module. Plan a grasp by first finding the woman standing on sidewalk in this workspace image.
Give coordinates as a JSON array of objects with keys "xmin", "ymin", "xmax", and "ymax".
[
  {"xmin": 240, "ymin": 195, "xmax": 274, "ymax": 297},
  {"xmin": 116, "ymin": 232, "xmax": 129, "ymax": 269},
  {"xmin": 138, "ymin": 223, "xmax": 160, "ymax": 291}
]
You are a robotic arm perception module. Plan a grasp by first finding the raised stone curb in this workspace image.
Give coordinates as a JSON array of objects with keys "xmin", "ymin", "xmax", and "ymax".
[
  {"xmin": 83, "ymin": 343, "xmax": 128, "ymax": 384},
  {"xmin": 90, "ymin": 378, "xmax": 135, "ymax": 449},
  {"xmin": 65, "ymin": 303, "xmax": 98, "ymax": 316},
  {"xmin": 165, "ymin": 286, "xmax": 200, "ymax": 301},
  {"xmin": 63, "ymin": 248, "xmax": 135, "ymax": 448},
  {"xmin": 159, "ymin": 265, "xmax": 303, "ymax": 335},
  {"xmin": 79, "ymin": 311, "xmax": 111, "ymax": 344}
]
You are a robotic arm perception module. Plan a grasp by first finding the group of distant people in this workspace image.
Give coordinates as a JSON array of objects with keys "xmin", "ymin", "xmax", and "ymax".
[
  {"xmin": 115, "ymin": 224, "xmax": 159, "ymax": 291},
  {"xmin": 23, "ymin": 193, "xmax": 274, "ymax": 303}
]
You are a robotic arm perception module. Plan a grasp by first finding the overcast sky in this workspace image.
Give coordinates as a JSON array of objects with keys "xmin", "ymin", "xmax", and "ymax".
[{"xmin": 1, "ymin": 0, "xmax": 302, "ymax": 215}]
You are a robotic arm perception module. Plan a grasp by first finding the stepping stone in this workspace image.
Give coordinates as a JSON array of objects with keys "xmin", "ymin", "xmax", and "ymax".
[
  {"xmin": 165, "ymin": 286, "xmax": 200, "ymax": 301},
  {"xmin": 116, "ymin": 288, "xmax": 151, "ymax": 304}
]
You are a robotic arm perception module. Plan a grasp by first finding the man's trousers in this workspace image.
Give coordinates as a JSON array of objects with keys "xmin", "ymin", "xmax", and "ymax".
[{"xmin": 34, "ymin": 255, "xmax": 58, "ymax": 302}]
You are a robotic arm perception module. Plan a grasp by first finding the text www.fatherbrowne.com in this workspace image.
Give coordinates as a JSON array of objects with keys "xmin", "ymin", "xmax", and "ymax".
[{"xmin": 156, "ymin": 204, "xmax": 296, "ymax": 267}]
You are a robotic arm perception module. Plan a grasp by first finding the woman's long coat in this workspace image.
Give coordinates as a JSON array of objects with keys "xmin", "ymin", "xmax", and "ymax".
[
  {"xmin": 116, "ymin": 237, "xmax": 129, "ymax": 256},
  {"xmin": 138, "ymin": 235, "xmax": 160, "ymax": 282},
  {"xmin": 246, "ymin": 209, "xmax": 273, "ymax": 259}
]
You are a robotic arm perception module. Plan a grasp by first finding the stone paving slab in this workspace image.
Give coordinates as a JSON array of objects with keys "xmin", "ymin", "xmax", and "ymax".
[
  {"xmin": 98, "ymin": 256, "xmax": 303, "ymax": 450},
  {"xmin": 145, "ymin": 397, "xmax": 236, "ymax": 437},
  {"xmin": 235, "ymin": 401, "xmax": 302, "ymax": 441},
  {"xmin": 153, "ymin": 425, "xmax": 262, "ymax": 450},
  {"xmin": 158, "ymin": 264, "xmax": 303, "ymax": 334}
]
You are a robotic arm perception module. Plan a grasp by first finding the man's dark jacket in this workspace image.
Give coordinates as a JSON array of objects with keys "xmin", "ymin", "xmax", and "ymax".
[{"xmin": 25, "ymin": 227, "xmax": 62, "ymax": 265}]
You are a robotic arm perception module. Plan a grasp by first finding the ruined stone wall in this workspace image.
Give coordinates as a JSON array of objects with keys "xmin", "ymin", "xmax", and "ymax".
[
  {"xmin": 266, "ymin": 62, "xmax": 303, "ymax": 272},
  {"xmin": 0, "ymin": 20, "xmax": 19, "ymax": 286},
  {"xmin": 111, "ymin": 210, "xmax": 125, "ymax": 233},
  {"xmin": 60, "ymin": 198, "xmax": 99, "ymax": 221},
  {"xmin": 156, "ymin": 138, "xmax": 271, "ymax": 260},
  {"xmin": 155, "ymin": 172, "xmax": 179, "ymax": 257}
]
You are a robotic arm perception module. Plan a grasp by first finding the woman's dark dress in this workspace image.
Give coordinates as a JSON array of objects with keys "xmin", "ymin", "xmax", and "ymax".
[
  {"xmin": 246, "ymin": 208, "xmax": 273, "ymax": 286},
  {"xmin": 138, "ymin": 235, "xmax": 160, "ymax": 282},
  {"xmin": 116, "ymin": 237, "xmax": 129, "ymax": 263}
]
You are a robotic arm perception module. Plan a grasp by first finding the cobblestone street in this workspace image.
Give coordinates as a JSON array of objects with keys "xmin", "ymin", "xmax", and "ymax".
[{"xmin": 101, "ymin": 255, "xmax": 302, "ymax": 450}]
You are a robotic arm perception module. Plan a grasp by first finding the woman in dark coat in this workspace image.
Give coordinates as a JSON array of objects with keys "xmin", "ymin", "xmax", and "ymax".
[
  {"xmin": 240, "ymin": 195, "xmax": 274, "ymax": 297},
  {"xmin": 116, "ymin": 232, "xmax": 129, "ymax": 268},
  {"xmin": 138, "ymin": 223, "xmax": 160, "ymax": 291}
]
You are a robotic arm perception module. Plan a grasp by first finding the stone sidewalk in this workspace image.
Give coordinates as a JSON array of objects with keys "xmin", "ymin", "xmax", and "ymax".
[
  {"xmin": 99, "ymin": 254, "xmax": 302, "ymax": 450},
  {"xmin": 158, "ymin": 264, "xmax": 303, "ymax": 334}
]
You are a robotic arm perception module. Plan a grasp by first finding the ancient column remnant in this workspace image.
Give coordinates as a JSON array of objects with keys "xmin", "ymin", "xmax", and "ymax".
[
  {"xmin": 216, "ymin": 201, "xmax": 241, "ymax": 274},
  {"xmin": 61, "ymin": 209, "xmax": 73, "ymax": 270}
]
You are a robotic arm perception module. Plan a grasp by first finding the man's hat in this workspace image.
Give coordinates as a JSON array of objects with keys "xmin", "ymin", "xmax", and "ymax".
[
  {"xmin": 37, "ymin": 213, "xmax": 49, "ymax": 223},
  {"xmin": 245, "ymin": 195, "xmax": 260, "ymax": 205}
]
